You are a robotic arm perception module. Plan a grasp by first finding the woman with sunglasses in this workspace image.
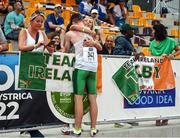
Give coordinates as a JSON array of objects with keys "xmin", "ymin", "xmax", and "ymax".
[
  {"xmin": 18, "ymin": 10, "xmax": 49, "ymax": 52},
  {"xmin": 18, "ymin": 10, "xmax": 48, "ymax": 138}
]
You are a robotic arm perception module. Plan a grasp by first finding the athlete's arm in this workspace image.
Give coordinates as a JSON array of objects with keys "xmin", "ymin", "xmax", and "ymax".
[
  {"xmin": 64, "ymin": 32, "xmax": 71, "ymax": 53},
  {"xmin": 83, "ymin": 39, "xmax": 102, "ymax": 51},
  {"xmin": 70, "ymin": 25, "xmax": 96, "ymax": 37}
]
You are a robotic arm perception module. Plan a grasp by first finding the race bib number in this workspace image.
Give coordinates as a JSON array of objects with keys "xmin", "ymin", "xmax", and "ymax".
[{"xmin": 83, "ymin": 47, "xmax": 97, "ymax": 63}]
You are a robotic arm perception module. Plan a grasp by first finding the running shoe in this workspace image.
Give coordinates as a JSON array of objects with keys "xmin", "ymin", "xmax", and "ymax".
[{"xmin": 90, "ymin": 128, "xmax": 99, "ymax": 137}]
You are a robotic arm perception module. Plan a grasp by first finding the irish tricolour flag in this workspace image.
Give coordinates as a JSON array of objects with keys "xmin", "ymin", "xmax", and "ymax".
[{"xmin": 112, "ymin": 56, "xmax": 175, "ymax": 104}]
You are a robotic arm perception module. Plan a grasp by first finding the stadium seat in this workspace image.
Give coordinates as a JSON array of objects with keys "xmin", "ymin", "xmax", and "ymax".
[
  {"xmin": 26, "ymin": 8, "xmax": 36, "ymax": 18},
  {"xmin": 66, "ymin": 0, "xmax": 71, "ymax": 6},
  {"xmin": 8, "ymin": 42, "xmax": 13, "ymax": 51},
  {"xmin": 24, "ymin": 17, "xmax": 30, "ymax": 27},
  {"xmin": 51, "ymin": 0, "xmax": 61, "ymax": 4},
  {"xmin": 129, "ymin": 12, "xmax": 142, "ymax": 19},
  {"xmin": 171, "ymin": 28, "xmax": 180, "ymax": 38},
  {"xmin": 22, "ymin": 0, "xmax": 30, "ymax": 2},
  {"xmin": 44, "ymin": 10, "xmax": 54, "ymax": 16},
  {"xmin": 29, "ymin": 1, "xmax": 39, "ymax": 8},
  {"xmin": 137, "ymin": 18, "xmax": 152, "ymax": 28},
  {"xmin": 127, "ymin": 18, "xmax": 135, "ymax": 26},
  {"xmin": 62, "ymin": 9, "xmax": 71, "ymax": 26},
  {"xmin": 175, "ymin": 54, "xmax": 180, "ymax": 58},
  {"xmin": 132, "ymin": 5, "xmax": 145, "ymax": 13},
  {"xmin": 36, "ymin": 0, "xmax": 47, "ymax": 3},
  {"xmin": 146, "ymin": 12, "xmax": 161, "ymax": 21},
  {"xmin": 71, "ymin": 0, "xmax": 77, "ymax": 6}
]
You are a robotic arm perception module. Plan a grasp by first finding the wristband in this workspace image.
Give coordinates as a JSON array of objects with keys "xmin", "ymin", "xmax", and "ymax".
[
  {"xmin": 34, "ymin": 44, "xmax": 37, "ymax": 49},
  {"xmin": 82, "ymin": 28, "xmax": 85, "ymax": 32},
  {"xmin": 93, "ymin": 40, "xmax": 97, "ymax": 45}
]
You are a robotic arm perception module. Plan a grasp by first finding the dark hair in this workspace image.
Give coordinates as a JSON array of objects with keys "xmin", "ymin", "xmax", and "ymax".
[
  {"xmin": 14, "ymin": 1, "xmax": 22, "ymax": 7},
  {"xmin": 49, "ymin": 32, "xmax": 59, "ymax": 39},
  {"xmin": 66, "ymin": 13, "xmax": 84, "ymax": 32},
  {"xmin": 120, "ymin": 30, "xmax": 126, "ymax": 35},
  {"xmin": 153, "ymin": 24, "xmax": 167, "ymax": 41},
  {"xmin": 71, "ymin": 13, "xmax": 84, "ymax": 23}
]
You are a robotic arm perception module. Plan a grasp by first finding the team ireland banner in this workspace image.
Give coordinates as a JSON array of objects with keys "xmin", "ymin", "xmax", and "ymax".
[
  {"xmin": 18, "ymin": 52, "xmax": 102, "ymax": 92},
  {"xmin": 18, "ymin": 52, "xmax": 75, "ymax": 92},
  {"xmin": 112, "ymin": 56, "xmax": 175, "ymax": 105}
]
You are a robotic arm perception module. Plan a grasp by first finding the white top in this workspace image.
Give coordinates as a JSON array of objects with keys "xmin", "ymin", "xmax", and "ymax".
[
  {"xmin": 99, "ymin": 4, "xmax": 107, "ymax": 14},
  {"xmin": 113, "ymin": 5, "xmax": 122, "ymax": 18},
  {"xmin": 81, "ymin": 1, "xmax": 93, "ymax": 14},
  {"xmin": 25, "ymin": 29, "xmax": 44, "ymax": 52},
  {"xmin": 73, "ymin": 34, "xmax": 98, "ymax": 72}
]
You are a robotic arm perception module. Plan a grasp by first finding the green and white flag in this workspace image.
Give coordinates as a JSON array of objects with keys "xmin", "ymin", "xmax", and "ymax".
[
  {"xmin": 112, "ymin": 57, "xmax": 140, "ymax": 104},
  {"xmin": 18, "ymin": 52, "xmax": 75, "ymax": 92}
]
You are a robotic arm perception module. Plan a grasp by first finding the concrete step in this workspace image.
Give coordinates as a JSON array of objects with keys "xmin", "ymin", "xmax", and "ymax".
[{"xmin": 0, "ymin": 120, "xmax": 180, "ymax": 137}]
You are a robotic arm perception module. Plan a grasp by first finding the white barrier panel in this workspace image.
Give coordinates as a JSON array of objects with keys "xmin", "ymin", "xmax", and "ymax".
[
  {"xmin": 96, "ymin": 57, "xmax": 180, "ymax": 121},
  {"xmin": 2, "ymin": 52, "xmax": 180, "ymax": 130},
  {"xmin": 17, "ymin": 52, "xmax": 180, "ymax": 123}
]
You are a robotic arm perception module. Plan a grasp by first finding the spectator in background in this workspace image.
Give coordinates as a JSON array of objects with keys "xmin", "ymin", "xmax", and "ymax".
[
  {"xmin": 0, "ymin": 1, "xmax": 6, "ymax": 13},
  {"xmin": 79, "ymin": 0, "xmax": 93, "ymax": 16},
  {"xmin": 125, "ymin": 0, "xmax": 130, "ymax": 10},
  {"xmin": 45, "ymin": 33, "xmax": 64, "ymax": 53},
  {"xmin": 4, "ymin": 1, "xmax": 24, "ymax": 40},
  {"xmin": 149, "ymin": 24, "xmax": 180, "ymax": 126},
  {"xmin": 44, "ymin": 4, "xmax": 65, "ymax": 39},
  {"xmin": 90, "ymin": 9, "xmax": 101, "ymax": 26},
  {"xmin": 0, "ymin": 27, "xmax": 8, "ymax": 52},
  {"xmin": 0, "ymin": 4, "xmax": 13, "ymax": 14},
  {"xmin": 45, "ymin": 40, "xmax": 56, "ymax": 54},
  {"xmin": 13, "ymin": 0, "xmax": 26, "ymax": 17},
  {"xmin": 106, "ymin": 2, "xmax": 115, "ymax": 25},
  {"xmin": 90, "ymin": 9, "xmax": 105, "ymax": 44},
  {"xmin": 113, "ymin": 23, "xmax": 136, "ymax": 55},
  {"xmin": 113, "ymin": 0, "xmax": 127, "ymax": 27},
  {"xmin": 93, "ymin": 0, "xmax": 107, "ymax": 22},
  {"xmin": 149, "ymin": 24, "xmax": 180, "ymax": 58},
  {"xmin": 98, "ymin": 35, "xmax": 114, "ymax": 55},
  {"xmin": 113, "ymin": 23, "xmax": 143, "ymax": 127}
]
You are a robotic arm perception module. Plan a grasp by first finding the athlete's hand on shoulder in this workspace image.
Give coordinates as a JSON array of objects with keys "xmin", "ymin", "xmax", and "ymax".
[
  {"xmin": 83, "ymin": 39, "xmax": 94, "ymax": 47},
  {"xmin": 89, "ymin": 30, "xmax": 96, "ymax": 37}
]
